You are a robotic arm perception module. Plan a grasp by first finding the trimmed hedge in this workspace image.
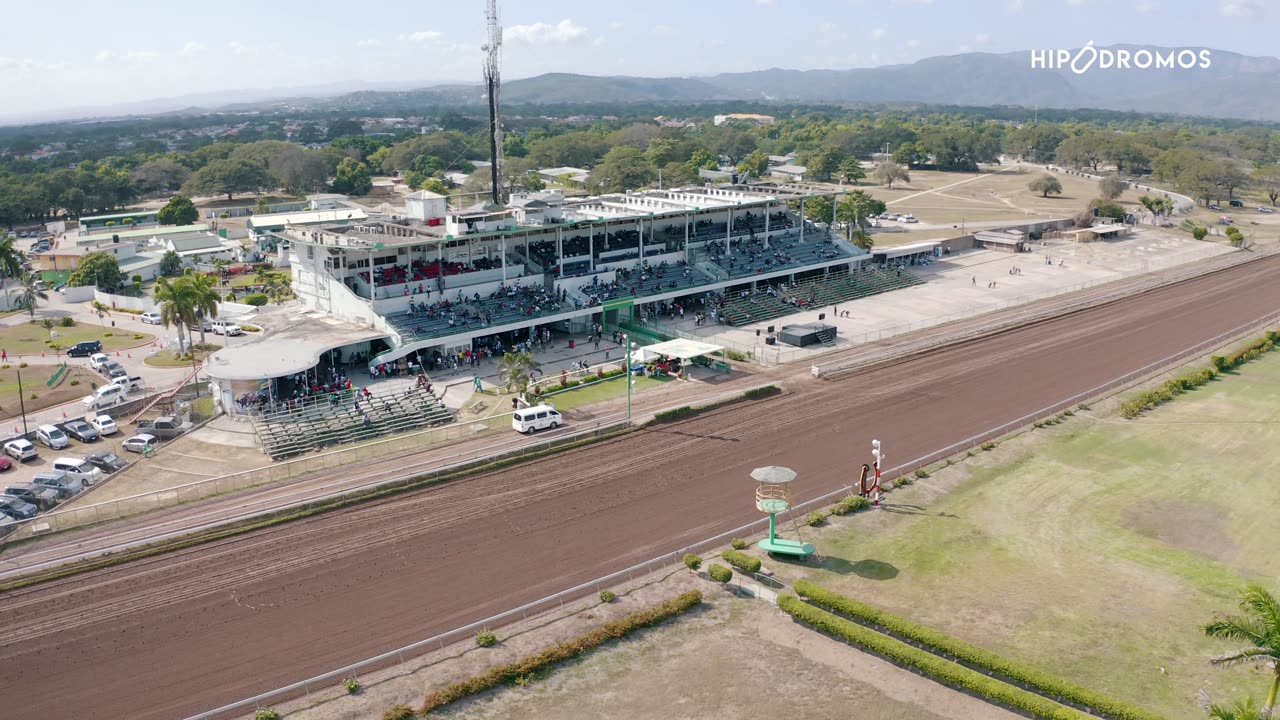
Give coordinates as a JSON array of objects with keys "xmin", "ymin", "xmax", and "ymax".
[
  {"xmin": 742, "ymin": 385, "xmax": 779, "ymax": 399},
  {"xmin": 832, "ymin": 495, "xmax": 870, "ymax": 515},
  {"xmin": 708, "ymin": 563, "xmax": 733, "ymax": 583},
  {"xmin": 382, "ymin": 704, "xmax": 416, "ymax": 720},
  {"xmin": 683, "ymin": 553, "xmax": 702, "ymax": 571},
  {"xmin": 1125, "ymin": 333, "xmax": 1278, "ymax": 419},
  {"xmin": 720, "ymin": 549, "xmax": 761, "ymax": 573},
  {"xmin": 794, "ymin": 581, "xmax": 1165, "ymax": 720},
  {"xmin": 420, "ymin": 591, "xmax": 702, "ymax": 714},
  {"xmin": 778, "ymin": 596, "xmax": 1094, "ymax": 720},
  {"xmin": 654, "ymin": 406, "xmax": 695, "ymax": 422}
]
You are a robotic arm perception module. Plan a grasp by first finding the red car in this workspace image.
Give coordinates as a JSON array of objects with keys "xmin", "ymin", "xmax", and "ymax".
[{"xmin": 0, "ymin": 455, "xmax": 13, "ymax": 471}]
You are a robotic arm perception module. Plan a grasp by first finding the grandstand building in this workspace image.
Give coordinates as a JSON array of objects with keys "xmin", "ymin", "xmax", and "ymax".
[{"xmin": 277, "ymin": 184, "xmax": 871, "ymax": 369}]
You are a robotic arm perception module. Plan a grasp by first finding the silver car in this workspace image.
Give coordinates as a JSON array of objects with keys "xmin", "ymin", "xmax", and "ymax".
[{"xmin": 32, "ymin": 471, "xmax": 82, "ymax": 498}]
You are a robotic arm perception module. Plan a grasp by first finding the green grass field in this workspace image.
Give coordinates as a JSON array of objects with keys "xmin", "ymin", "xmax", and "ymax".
[
  {"xmin": 0, "ymin": 321, "xmax": 153, "ymax": 357},
  {"xmin": 777, "ymin": 353, "xmax": 1280, "ymax": 719}
]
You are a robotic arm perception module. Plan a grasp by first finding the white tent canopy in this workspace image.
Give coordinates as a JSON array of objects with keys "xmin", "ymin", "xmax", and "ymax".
[{"xmin": 637, "ymin": 338, "xmax": 724, "ymax": 362}]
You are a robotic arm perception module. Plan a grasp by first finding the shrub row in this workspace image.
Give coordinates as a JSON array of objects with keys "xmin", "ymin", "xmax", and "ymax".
[
  {"xmin": 541, "ymin": 368, "xmax": 627, "ymax": 395},
  {"xmin": 742, "ymin": 385, "xmax": 779, "ymax": 399},
  {"xmin": 777, "ymin": 596, "xmax": 1094, "ymax": 720},
  {"xmin": 419, "ymin": 590, "xmax": 703, "ymax": 715},
  {"xmin": 794, "ymin": 581, "xmax": 1164, "ymax": 720},
  {"xmin": 654, "ymin": 406, "xmax": 695, "ymax": 423},
  {"xmin": 708, "ymin": 563, "xmax": 733, "ymax": 583},
  {"xmin": 1123, "ymin": 333, "xmax": 1280, "ymax": 419},
  {"xmin": 720, "ymin": 549, "xmax": 761, "ymax": 573},
  {"xmin": 720, "ymin": 349, "xmax": 753, "ymax": 362},
  {"xmin": 831, "ymin": 495, "xmax": 870, "ymax": 516}
]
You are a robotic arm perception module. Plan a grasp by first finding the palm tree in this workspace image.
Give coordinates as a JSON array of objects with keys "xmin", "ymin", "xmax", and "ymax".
[
  {"xmin": 850, "ymin": 229, "xmax": 875, "ymax": 251},
  {"xmin": 1204, "ymin": 584, "xmax": 1280, "ymax": 714},
  {"xmin": 0, "ymin": 235, "xmax": 24, "ymax": 283},
  {"xmin": 183, "ymin": 270, "xmax": 220, "ymax": 349},
  {"xmin": 497, "ymin": 351, "xmax": 538, "ymax": 398},
  {"xmin": 154, "ymin": 275, "xmax": 196, "ymax": 355},
  {"xmin": 211, "ymin": 258, "xmax": 229, "ymax": 295},
  {"xmin": 16, "ymin": 272, "xmax": 46, "ymax": 320},
  {"xmin": 1199, "ymin": 692, "xmax": 1272, "ymax": 720}
]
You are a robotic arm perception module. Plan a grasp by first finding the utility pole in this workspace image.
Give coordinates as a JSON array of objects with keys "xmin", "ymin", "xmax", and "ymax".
[
  {"xmin": 623, "ymin": 334, "xmax": 637, "ymax": 424},
  {"xmin": 16, "ymin": 365, "xmax": 28, "ymax": 436},
  {"xmin": 482, "ymin": 0, "xmax": 504, "ymax": 206}
]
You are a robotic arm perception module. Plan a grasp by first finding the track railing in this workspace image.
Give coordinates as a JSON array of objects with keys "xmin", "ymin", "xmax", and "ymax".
[{"xmin": 183, "ymin": 308, "xmax": 1280, "ymax": 720}]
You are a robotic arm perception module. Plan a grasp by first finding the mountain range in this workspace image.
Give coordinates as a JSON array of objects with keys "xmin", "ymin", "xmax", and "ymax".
[{"xmin": 9, "ymin": 45, "xmax": 1280, "ymax": 125}]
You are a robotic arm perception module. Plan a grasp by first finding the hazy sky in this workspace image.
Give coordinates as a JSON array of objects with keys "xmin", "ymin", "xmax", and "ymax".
[{"xmin": 1, "ymin": 0, "xmax": 1274, "ymax": 116}]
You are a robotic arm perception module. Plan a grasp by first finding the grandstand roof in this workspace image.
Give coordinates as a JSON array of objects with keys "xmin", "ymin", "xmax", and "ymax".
[
  {"xmin": 205, "ymin": 307, "xmax": 387, "ymax": 381},
  {"xmin": 638, "ymin": 338, "xmax": 724, "ymax": 361},
  {"xmin": 247, "ymin": 208, "xmax": 369, "ymax": 230}
]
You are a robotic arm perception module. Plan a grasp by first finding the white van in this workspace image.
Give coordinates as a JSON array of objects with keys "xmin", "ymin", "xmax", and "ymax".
[
  {"xmin": 52, "ymin": 457, "xmax": 104, "ymax": 485},
  {"xmin": 36, "ymin": 424, "xmax": 70, "ymax": 449},
  {"xmin": 511, "ymin": 404, "xmax": 562, "ymax": 434},
  {"xmin": 82, "ymin": 384, "xmax": 127, "ymax": 411}
]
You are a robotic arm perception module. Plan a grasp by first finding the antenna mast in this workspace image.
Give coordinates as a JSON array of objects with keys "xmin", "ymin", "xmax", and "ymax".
[{"xmin": 483, "ymin": 0, "xmax": 503, "ymax": 205}]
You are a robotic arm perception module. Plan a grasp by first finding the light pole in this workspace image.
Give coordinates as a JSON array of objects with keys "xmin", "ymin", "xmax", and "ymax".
[
  {"xmin": 15, "ymin": 365, "xmax": 29, "ymax": 437},
  {"xmin": 623, "ymin": 334, "xmax": 637, "ymax": 424}
]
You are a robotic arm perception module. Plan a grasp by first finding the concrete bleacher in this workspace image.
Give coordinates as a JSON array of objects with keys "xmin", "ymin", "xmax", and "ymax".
[
  {"xmin": 705, "ymin": 233, "xmax": 853, "ymax": 280},
  {"xmin": 719, "ymin": 268, "xmax": 924, "ymax": 326},
  {"xmin": 250, "ymin": 383, "xmax": 453, "ymax": 460},
  {"xmin": 386, "ymin": 285, "xmax": 566, "ymax": 342}
]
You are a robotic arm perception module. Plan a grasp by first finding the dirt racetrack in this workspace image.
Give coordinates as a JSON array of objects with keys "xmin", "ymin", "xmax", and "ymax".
[{"xmin": 3, "ymin": 255, "xmax": 1280, "ymax": 720}]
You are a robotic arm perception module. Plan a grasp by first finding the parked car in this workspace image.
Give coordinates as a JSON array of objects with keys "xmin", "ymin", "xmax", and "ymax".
[
  {"xmin": 35, "ymin": 424, "xmax": 70, "ymax": 449},
  {"xmin": 0, "ymin": 455, "xmax": 12, "ymax": 472},
  {"xmin": 82, "ymin": 384, "xmax": 128, "ymax": 411},
  {"xmin": 101, "ymin": 361, "xmax": 127, "ymax": 379},
  {"xmin": 0, "ymin": 494, "xmax": 38, "ymax": 520},
  {"xmin": 62, "ymin": 420, "xmax": 99, "ymax": 443},
  {"xmin": 1229, "ymin": 199, "xmax": 1245, "ymax": 207},
  {"xmin": 1260, "ymin": 206, "xmax": 1275, "ymax": 214},
  {"xmin": 67, "ymin": 340, "xmax": 103, "ymax": 358},
  {"xmin": 3, "ymin": 482, "xmax": 59, "ymax": 510},
  {"xmin": 3, "ymin": 439, "xmax": 37, "ymax": 462},
  {"xmin": 89, "ymin": 353, "xmax": 112, "ymax": 372},
  {"xmin": 89, "ymin": 414, "xmax": 119, "ymax": 436},
  {"xmin": 1208, "ymin": 204, "xmax": 1224, "ymax": 211},
  {"xmin": 32, "ymin": 470, "xmax": 82, "ymax": 498},
  {"xmin": 122, "ymin": 434, "xmax": 158, "ymax": 454},
  {"xmin": 212, "ymin": 320, "xmax": 243, "ymax": 336},
  {"xmin": 140, "ymin": 311, "xmax": 162, "ymax": 325},
  {"xmin": 51, "ymin": 457, "xmax": 104, "ymax": 485},
  {"xmin": 87, "ymin": 451, "xmax": 128, "ymax": 474},
  {"xmin": 135, "ymin": 416, "xmax": 193, "ymax": 439}
]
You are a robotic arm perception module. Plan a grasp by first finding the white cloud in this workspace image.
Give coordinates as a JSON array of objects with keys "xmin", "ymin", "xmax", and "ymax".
[
  {"xmin": 408, "ymin": 31, "xmax": 443, "ymax": 43},
  {"xmin": 126, "ymin": 50, "xmax": 159, "ymax": 61},
  {"xmin": 1006, "ymin": 0, "xmax": 1025, "ymax": 12},
  {"xmin": 710, "ymin": 39, "xmax": 726, "ymax": 47},
  {"xmin": 975, "ymin": 33, "xmax": 991, "ymax": 46},
  {"xmin": 356, "ymin": 38, "xmax": 381, "ymax": 48},
  {"xmin": 94, "ymin": 50, "xmax": 116, "ymax": 63},
  {"xmin": 591, "ymin": 36, "xmax": 606, "ymax": 47},
  {"xmin": 1220, "ymin": 0, "xmax": 1263, "ymax": 18},
  {"xmin": 957, "ymin": 44, "xmax": 973, "ymax": 53},
  {"xmin": 507, "ymin": 19, "xmax": 590, "ymax": 44},
  {"xmin": 870, "ymin": 27, "xmax": 888, "ymax": 41},
  {"xmin": 820, "ymin": 21, "xmax": 839, "ymax": 33},
  {"xmin": 609, "ymin": 21, "xmax": 624, "ymax": 31},
  {"xmin": 1065, "ymin": 0, "xmax": 1086, "ymax": 5},
  {"xmin": 755, "ymin": 0, "xmax": 776, "ymax": 5},
  {"xmin": 652, "ymin": 24, "xmax": 673, "ymax": 36},
  {"xmin": 1135, "ymin": 0, "xmax": 1157, "ymax": 12},
  {"xmin": 227, "ymin": 41, "xmax": 255, "ymax": 56},
  {"xmin": 180, "ymin": 42, "xmax": 206, "ymax": 56}
]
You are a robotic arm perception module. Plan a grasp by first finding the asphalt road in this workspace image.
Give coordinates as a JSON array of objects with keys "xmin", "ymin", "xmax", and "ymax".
[{"xmin": 2, "ymin": 254, "xmax": 1279, "ymax": 719}]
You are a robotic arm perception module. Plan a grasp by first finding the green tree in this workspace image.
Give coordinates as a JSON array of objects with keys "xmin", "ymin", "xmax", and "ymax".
[
  {"xmin": 497, "ymin": 351, "xmax": 539, "ymax": 398},
  {"xmin": 1098, "ymin": 175, "xmax": 1127, "ymax": 200},
  {"xmin": 587, "ymin": 146, "xmax": 655, "ymax": 194},
  {"xmin": 1028, "ymin": 175, "xmax": 1064, "ymax": 198},
  {"xmin": 892, "ymin": 141, "xmax": 929, "ymax": 168},
  {"xmin": 661, "ymin": 161, "xmax": 700, "ymax": 187},
  {"xmin": 154, "ymin": 275, "xmax": 197, "ymax": 354},
  {"xmin": 1255, "ymin": 166, "xmax": 1280, "ymax": 207},
  {"xmin": 737, "ymin": 149, "xmax": 770, "ymax": 178},
  {"xmin": 331, "ymin": 158, "xmax": 373, "ymax": 195},
  {"xmin": 1201, "ymin": 695, "xmax": 1271, "ymax": 720},
  {"xmin": 872, "ymin": 162, "xmax": 910, "ymax": 189},
  {"xmin": 183, "ymin": 270, "xmax": 220, "ymax": 348},
  {"xmin": 160, "ymin": 250, "xmax": 183, "ymax": 277},
  {"xmin": 644, "ymin": 138, "xmax": 682, "ymax": 167},
  {"xmin": 158, "ymin": 194, "xmax": 199, "ymax": 226},
  {"xmin": 0, "ymin": 235, "xmax": 24, "ymax": 283},
  {"xmin": 254, "ymin": 196, "xmax": 270, "ymax": 214},
  {"xmin": 1193, "ymin": 226, "xmax": 1210, "ymax": 241},
  {"xmin": 837, "ymin": 159, "xmax": 866, "ymax": 184},
  {"xmin": 326, "ymin": 119, "xmax": 365, "ymax": 141},
  {"xmin": 1089, "ymin": 198, "xmax": 1127, "ymax": 221},
  {"xmin": 1204, "ymin": 584, "xmax": 1280, "ymax": 714},
  {"xmin": 836, "ymin": 190, "xmax": 886, "ymax": 241},
  {"xmin": 686, "ymin": 149, "xmax": 718, "ymax": 173},
  {"xmin": 799, "ymin": 147, "xmax": 848, "ymax": 181},
  {"xmin": 131, "ymin": 158, "xmax": 191, "ymax": 194},
  {"xmin": 68, "ymin": 252, "xmax": 126, "ymax": 292},
  {"xmin": 14, "ymin": 272, "xmax": 45, "ymax": 320},
  {"xmin": 295, "ymin": 123, "xmax": 323, "ymax": 145},
  {"xmin": 849, "ymin": 229, "xmax": 874, "ymax": 251},
  {"xmin": 182, "ymin": 158, "xmax": 275, "ymax": 201},
  {"xmin": 1055, "ymin": 133, "xmax": 1106, "ymax": 171}
]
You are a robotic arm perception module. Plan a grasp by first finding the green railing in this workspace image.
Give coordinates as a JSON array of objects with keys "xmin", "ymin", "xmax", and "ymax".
[{"xmin": 46, "ymin": 362, "xmax": 67, "ymax": 387}]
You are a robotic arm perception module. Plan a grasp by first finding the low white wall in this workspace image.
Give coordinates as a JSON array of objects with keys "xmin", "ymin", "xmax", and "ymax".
[
  {"xmin": 95, "ymin": 289, "xmax": 157, "ymax": 312},
  {"xmin": 61, "ymin": 285, "xmax": 96, "ymax": 302}
]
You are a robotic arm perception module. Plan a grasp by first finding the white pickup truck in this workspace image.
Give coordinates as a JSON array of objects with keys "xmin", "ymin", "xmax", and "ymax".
[{"xmin": 111, "ymin": 375, "xmax": 143, "ymax": 392}]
